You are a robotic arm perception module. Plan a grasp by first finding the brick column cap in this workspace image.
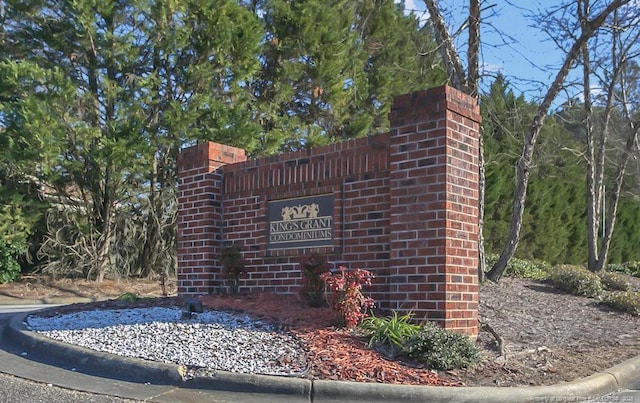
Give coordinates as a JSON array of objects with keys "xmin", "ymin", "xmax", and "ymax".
[
  {"xmin": 389, "ymin": 85, "xmax": 480, "ymax": 128},
  {"xmin": 178, "ymin": 142, "xmax": 247, "ymax": 174}
]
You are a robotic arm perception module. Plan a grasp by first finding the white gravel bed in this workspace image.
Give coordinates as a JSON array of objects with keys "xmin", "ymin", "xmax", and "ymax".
[{"xmin": 25, "ymin": 307, "xmax": 307, "ymax": 376}]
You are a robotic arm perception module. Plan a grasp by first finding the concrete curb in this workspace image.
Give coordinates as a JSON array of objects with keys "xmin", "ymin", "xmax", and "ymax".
[
  {"xmin": 6, "ymin": 311, "xmax": 640, "ymax": 402},
  {"xmin": 312, "ymin": 371, "xmax": 622, "ymax": 402},
  {"xmin": 603, "ymin": 352, "xmax": 640, "ymax": 387}
]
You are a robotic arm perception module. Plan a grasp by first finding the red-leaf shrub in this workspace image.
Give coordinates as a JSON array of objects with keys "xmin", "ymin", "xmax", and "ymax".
[{"xmin": 321, "ymin": 266, "xmax": 375, "ymax": 328}]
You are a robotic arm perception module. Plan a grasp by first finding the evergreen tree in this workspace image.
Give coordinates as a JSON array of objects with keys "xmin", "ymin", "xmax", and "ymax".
[
  {"xmin": 482, "ymin": 76, "xmax": 589, "ymax": 265},
  {"xmin": 0, "ymin": 0, "xmax": 263, "ymax": 280},
  {"xmin": 1, "ymin": 0, "xmax": 444, "ymax": 280},
  {"xmin": 482, "ymin": 75, "xmax": 640, "ymax": 265},
  {"xmin": 251, "ymin": 0, "xmax": 444, "ymax": 152}
]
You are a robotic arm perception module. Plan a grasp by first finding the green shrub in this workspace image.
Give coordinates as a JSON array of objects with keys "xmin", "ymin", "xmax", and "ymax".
[
  {"xmin": 601, "ymin": 291, "xmax": 640, "ymax": 316},
  {"xmin": 116, "ymin": 292, "xmax": 140, "ymax": 302},
  {"xmin": 484, "ymin": 254, "xmax": 550, "ymax": 280},
  {"xmin": 402, "ymin": 322, "xmax": 482, "ymax": 370},
  {"xmin": 507, "ymin": 257, "xmax": 550, "ymax": 280},
  {"xmin": 607, "ymin": 261, "xmax": 640, "ymax": 278},
  {"xmin": 547, "ymin": 265, "xmax": 603, "ymax": 297},
  {"xmin": 624, "ymin": 262, "xmax": 640, "ymax": 277},
  {"xmin": 0, "ymin": 199, "xmax": 33, "ymax": 283},
  {"xmin": 219, "ymin": 244, "xmax": 246, "ymax": 295},
  {"xmin": 359, "ymin": 311, "xmax": 421, "ymax": 349},
  {"xmin": 299, "ymin": 254, "xmax": 330, "ymax": 307},
  {"xmin": 598, "ymin": 271, "xmax": 630, "ymax": 291},
  {"xmin": 0, "ymin": 238, "xmax": 23, "ymax": 284}
]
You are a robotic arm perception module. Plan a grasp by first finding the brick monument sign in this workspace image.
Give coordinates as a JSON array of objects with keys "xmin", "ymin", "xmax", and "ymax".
[{"xmin": 177, "ymin": 85, "xmax": 480, "ymax": 335}]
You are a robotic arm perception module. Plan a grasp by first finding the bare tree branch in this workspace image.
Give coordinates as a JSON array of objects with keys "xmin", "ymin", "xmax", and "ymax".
[
  {"xmin": 423, "ymin": 0, "xmax": 467, "ymax": 91},
  {"xmin": 487, "ymin": 0, "xmax": 632, "ymax": 282},
  {"xmin": 468, "ymin": 0, "xmax": 480, "ymax": 97}
]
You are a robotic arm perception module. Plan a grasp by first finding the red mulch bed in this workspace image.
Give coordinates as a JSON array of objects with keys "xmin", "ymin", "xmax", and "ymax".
[{"xmin": 198, "ymin": 292, "xmax": 461, "ymax": 386}]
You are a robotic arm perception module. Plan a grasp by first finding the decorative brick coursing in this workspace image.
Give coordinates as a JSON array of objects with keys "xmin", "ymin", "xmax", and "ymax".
[{"xmin": 176, "ymin": 85, "xmax": 480, "ymax": 335}]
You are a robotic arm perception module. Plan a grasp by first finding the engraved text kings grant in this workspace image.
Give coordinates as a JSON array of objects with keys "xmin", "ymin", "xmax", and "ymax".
[{"xmin": 267, "ymin": 194, "xmax": 334, "ymax": 250}]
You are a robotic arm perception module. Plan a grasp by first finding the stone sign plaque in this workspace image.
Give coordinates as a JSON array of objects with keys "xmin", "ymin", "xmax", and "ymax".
[{"xmin": 267, "ymin": 194, "xmax": 334, "ymax": 250}]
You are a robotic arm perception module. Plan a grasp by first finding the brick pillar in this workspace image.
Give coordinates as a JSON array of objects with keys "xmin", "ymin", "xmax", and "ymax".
[
  {"xmin": 177, "ymin": 142, "xmax": 246, "ymax": 296},
  {"xmin": 388, "ymin": 85, "xmax": 480, "ymax": 335}
]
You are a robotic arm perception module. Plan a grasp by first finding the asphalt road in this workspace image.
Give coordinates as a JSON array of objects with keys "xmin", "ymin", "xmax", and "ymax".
[
  {"xmin": 598, "ymin": 380, "xmax": 640, "ymax": 402},
  {"xmin": 0, "ymin": 306, "xmax": 137, "ymax": 403},
  {"xmin": 0, "ymin": 371, "xmax": 136, "ymax": 403},
  {"xmin": 0, "ymin": 305, "xmax": 60, "ymax": 313}
]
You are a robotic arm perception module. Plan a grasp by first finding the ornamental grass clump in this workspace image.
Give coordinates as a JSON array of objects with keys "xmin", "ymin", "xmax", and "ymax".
[
  {"xmin": 358, "ymin": 311, "xmax": 421, "ymax": 350},
  {"xmin": 547, "ymin": 264, "xmax": 603, "ymax": 298},
  {"xmin": 321, "ymin": 266, "xmax": 374, "ymax": 328}
]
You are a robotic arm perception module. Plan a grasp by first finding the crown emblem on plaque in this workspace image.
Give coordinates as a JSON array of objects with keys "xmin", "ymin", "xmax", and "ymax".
[{"xmin": 281, "ymin": 203, "xmax": 319, "ymax": 221}]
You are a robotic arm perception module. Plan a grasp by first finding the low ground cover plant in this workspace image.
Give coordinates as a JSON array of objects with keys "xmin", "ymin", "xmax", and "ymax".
[
  {"xmin": 505, "ymin": 259, "xmax": 640, "ymax": 317},
  {"xmin": 598, "ymin": 271, "xmax": 630, "ymax": 291},
  {"xmin": 606, "ymin": 261, "xmax": 640, "ymax": 278},
  {"xmin": 546, "ymin": 264, "xmax": 603, "ymax": 297},
  {"xmin": 116, "ymin": 292, "xmax": 141, "ymax": 302},
  {"xmin": 485, "ymin": 254, "xmax": 549, "ymax": 280},
  {"xmin": 402, "ymin": 322, "xmax": 482, "ymax": 370},
  {"xmin": 602, "ymin": 291, "xmax": 640, "ymax": 316}
]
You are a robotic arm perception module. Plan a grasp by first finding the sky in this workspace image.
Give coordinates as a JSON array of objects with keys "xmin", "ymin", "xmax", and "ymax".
[{"xmin": 399, "ymin": 0, "xmax": 597, "ymax": 105}]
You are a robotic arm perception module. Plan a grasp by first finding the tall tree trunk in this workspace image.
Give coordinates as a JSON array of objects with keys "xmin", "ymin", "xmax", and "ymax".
[
  {"xmin": 581, "ymin": 0, "xmax": 599, "ymax": 271},
  {"xmin": 478, "ymin": 132, "xmax": 486, "ymax": 282},
  {"xmin": 424, "ymin": 0, "xmax": 485, "ymax": 280},
  {"xmin": 95, "ymin": 211, "xmax": 113, "ymax": 282},
  {"xmin": 585, "ymin": 7, "xmax": 639, "ymax": 271},
  {"xmin": 468, "ymin": 0, "xmax": 484, "ymax": 281},
  {"xmin": 597, "ymin": 93, "xmax": 640, "ymax": 271},
  {"xmin": 423, "ymin": 0, "xmax": 466, "ymax": 89},
  {"xmin": 486, "ymin": 0, "xmax": 628, "ymax": 282},
  {"xmin": 467, "ymin": 0, "xmax": 480, "ymax": 98}
]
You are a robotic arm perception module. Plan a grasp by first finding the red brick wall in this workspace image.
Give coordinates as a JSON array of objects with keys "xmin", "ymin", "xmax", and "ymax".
[
  {"xmin": 388, "ymin": 86, "xmax": 480, "ymax": 335},
  {"xmin": 176, "ymin": 85, "xmax": 480, "ymax": 335},
  {"xmin": 177, "ymin": 142, "xmax": 246, "ymax": 295}
]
